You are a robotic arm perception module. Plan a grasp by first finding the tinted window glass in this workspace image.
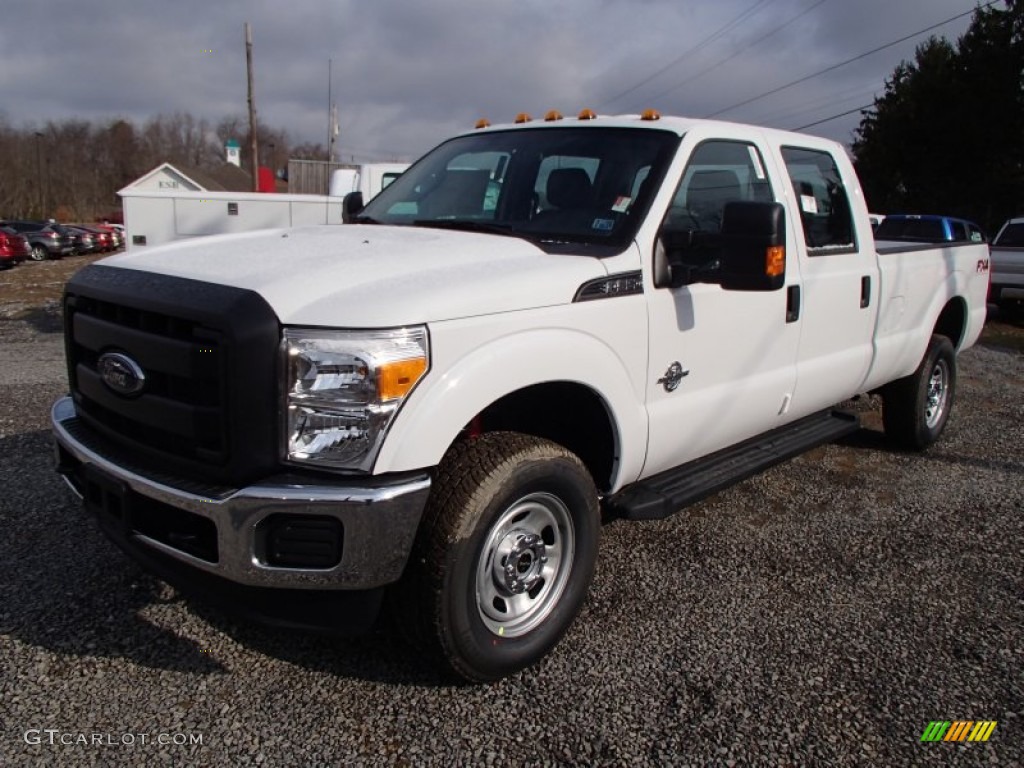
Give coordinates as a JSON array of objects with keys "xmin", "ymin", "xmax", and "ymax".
[
  {"xmin": 361, "ymin": 127, "xmax": 680, "ymax": 251},
  {"xmin": 781, "ymin": 147, "xmax": 855, "ymax": 252},
  {"xmin": 996, "ymin": 222, "xmax": 1024, "ymax": 246},
  {"xmin": 661, "ymin": 140, "xmax": 774, "ymax": 268}
]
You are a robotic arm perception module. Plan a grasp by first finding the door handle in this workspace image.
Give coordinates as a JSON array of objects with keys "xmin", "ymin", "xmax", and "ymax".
[
  {"xmin": 786, "ymin": 285, "xmax": 800, "ymax": 323},
  {"xmin": 861, "ymin": 276, "xmax": 871, "ymax": 308}
]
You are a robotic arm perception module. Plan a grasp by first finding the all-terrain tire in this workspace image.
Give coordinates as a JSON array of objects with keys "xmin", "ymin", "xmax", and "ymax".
[
  {"xmin": 394, "ymin": 432, "xmax": 600, "ymax": 683},
  {"xmin": 882, "ymin": 334, "xmax": 957, "ymax": 450}
]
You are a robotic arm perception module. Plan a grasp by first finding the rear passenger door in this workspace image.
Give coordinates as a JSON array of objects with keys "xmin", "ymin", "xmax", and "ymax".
[{"xmin": 776, "ymin": 145, "xmax": 879, "ymax": 415}]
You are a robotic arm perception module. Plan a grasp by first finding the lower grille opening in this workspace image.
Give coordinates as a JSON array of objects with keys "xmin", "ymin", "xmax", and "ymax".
[
  {"xmin": 133, "ymin": 500, "xmax": 219, "ymax": 564},
  {"xmin": 258, "ymin": 515, "xmax": 344, "ymax": 569}
]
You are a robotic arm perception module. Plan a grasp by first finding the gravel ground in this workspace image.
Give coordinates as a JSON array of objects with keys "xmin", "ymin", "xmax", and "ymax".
[{"xmin": 0, "ymin": 304, "xmax": 1021, "ymax": 767}]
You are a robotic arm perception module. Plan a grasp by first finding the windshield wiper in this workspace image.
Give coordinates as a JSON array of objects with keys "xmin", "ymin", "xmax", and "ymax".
[{"xmin": 412, "ymin": 219, "xmax": 524, "ymax": 238}]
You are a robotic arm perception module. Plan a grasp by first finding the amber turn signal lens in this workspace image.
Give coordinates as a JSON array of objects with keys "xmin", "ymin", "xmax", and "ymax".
[
  {"xmin": 378, "ymin": 357, "xmax": 428, "ymax": 401},
  {"xmin": 765, "ymin": 246, "xmax": 786, "ymax": 278}
]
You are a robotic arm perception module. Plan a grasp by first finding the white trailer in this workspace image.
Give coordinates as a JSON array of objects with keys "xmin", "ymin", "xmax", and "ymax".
[{"xmin": 120, "ymin": 163, "xmax": 408, "ymax": 250}]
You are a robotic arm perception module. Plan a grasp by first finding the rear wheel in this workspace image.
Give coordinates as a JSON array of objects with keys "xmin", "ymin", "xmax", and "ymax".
[
  {"xmin": 29, "ymin": 244, "xmax": 48, "ymax": 261},
  {"xmin": 395, "ymin": 432, "xmax": 600, "ymax": 682},
  {"xmin": 882, "ymin": 334, "xmax": 956, "ymax": 450}
]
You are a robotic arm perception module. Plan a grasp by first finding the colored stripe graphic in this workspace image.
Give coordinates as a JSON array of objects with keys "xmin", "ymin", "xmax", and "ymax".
[
  {"xmin": 944, "ymin": 721, "xmax": 973, "ymax": 741},
  {"xmin": 920, "ymin": 722, "xmax": 950, "ymax": 742},
  {"xmin": 921, "ymin": 721, "xmax": 997, "ymax": 742}
]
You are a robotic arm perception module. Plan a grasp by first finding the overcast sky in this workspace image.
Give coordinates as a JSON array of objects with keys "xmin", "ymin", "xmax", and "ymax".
[{"xmin": 0, "ymin": 0, "xmax": 991, "ymax": 162}]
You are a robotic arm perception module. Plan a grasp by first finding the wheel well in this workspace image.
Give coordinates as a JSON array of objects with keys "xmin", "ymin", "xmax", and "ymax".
[
  {"xmin": 473, "ymin": 382, "xmax": 618, "ymax": 492},
  {"xmin": 934, "ymin": 298, "xmax": 967, "ymax": 349}
]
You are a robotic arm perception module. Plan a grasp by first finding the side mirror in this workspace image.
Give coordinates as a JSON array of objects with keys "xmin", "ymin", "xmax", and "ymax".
[
  {"xmin": 342, "ymin": 191, "xmax": 364, "ymax": 223},
  {"xmin": 717, "ymin": 201, "xmax": 786, "ymax": 291}
]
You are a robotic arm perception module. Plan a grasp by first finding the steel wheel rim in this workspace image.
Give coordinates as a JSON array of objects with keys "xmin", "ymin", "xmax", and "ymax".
[
  {"xmin": 475, "ymin": 491, "xmax": 575, "ymax": 638},
  {"xmin": 924, "ymin": 358, "xmax": 949, "ymax": 429}
]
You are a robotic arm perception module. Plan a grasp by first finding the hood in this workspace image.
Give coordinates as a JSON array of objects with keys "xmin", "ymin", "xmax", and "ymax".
[{"xmin": 102, "ymin": 225, "xmax": 608, "ymax": 326}]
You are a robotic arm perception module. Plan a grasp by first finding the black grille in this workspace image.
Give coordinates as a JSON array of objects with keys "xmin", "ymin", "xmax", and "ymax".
[
  {"xmin": 64, "ymin": 265, "xmax": 281, "ymax": 486},
  {"xmin": 69, "ymin": 298, "xmax": 228, "ymax": 461}
]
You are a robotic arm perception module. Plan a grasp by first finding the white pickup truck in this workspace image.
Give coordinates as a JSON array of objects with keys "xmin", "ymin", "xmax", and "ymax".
[
  {"xmin": 989, "ymin": 217, "xmax": 1024, "ymax": 307},
  {"xmin": 52, "ymin": 111, "xmax": 989, "ymax": 682}
]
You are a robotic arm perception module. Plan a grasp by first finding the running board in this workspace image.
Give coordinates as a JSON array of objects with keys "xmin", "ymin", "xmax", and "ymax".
[{"xmin": 608, "ymin": 409, "xmax": 860, "ymax": 520}]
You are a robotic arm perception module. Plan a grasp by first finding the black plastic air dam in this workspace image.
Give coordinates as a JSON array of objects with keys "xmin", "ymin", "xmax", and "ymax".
[{"xmin": 63, "ymin": 264, "xmax": 281, "ymax": 487}]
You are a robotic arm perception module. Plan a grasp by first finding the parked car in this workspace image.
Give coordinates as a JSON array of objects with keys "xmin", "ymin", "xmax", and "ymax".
[
  {"xmin": 874, "ymin": 214, "xmax": 986, "ymax": 244},
  {"xmin": 92, "ymin": 223, "xmax": 124, "ymax": 249},
  {"xmin": 0, "ymin": 220, "xmax": 74, "ymax": 260},
  {"xmin": 74, "ymin": 225, "xmax": 116, "ymax": 252},
  {"xmin": 0, "ymin": 226, "xmax": 30, "ymax": 267},
  {"xmin": 53, "ymin": 224, "xmax": 95, "ymax": 255},
  {"xmin": 988, "ymin": 217, "xmax": 1024, "ymax": 308}
]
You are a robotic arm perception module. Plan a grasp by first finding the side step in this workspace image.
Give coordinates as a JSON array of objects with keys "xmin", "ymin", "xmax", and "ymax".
[{"xmin": 608, "ymin": 409, "xmax": 860, "ymax": 520}]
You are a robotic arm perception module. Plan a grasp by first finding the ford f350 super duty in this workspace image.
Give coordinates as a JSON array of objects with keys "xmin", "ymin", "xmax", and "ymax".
[{"xmin": 52, "ymin": 110, "xmax": 990, "ymax": 682}]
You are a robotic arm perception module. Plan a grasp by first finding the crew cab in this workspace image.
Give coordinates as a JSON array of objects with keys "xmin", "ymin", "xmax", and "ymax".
[
  {"xmin": 989, "ymin": 217, "xmax": 1024, "ymax": 307},
  {"xmin": 51, "ymin": 111, "xmax": 989, "ymax": 682}
]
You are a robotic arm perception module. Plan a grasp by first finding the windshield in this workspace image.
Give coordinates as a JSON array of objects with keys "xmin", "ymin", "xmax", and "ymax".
[{"xmin": 359, "ymin": 127, "xmax": 680, "ymax": 252}]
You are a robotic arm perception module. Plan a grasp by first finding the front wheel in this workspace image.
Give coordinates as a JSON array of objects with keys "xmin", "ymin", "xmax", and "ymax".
[
  {"xmin": 882, "ymin": 334, "xmax": 956, "ymax": 450},
  {"xmin": 29, "ymin": 244, "xmax": 48, "ymax": 261},
  {"xmin": 395, "ymin": 432, "xmax": 600, "ymax": 682}
]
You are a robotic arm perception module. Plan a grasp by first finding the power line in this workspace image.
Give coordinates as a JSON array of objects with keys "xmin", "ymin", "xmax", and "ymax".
[
  {"xmin": 703, "ymin": 0, "xmax": 998, "ymax": 119},
  {"xmin": 598, "ymin": 0, "xmax": 777, "ymax": 110},
  {"xmin": 791, "ymin": 103, "xmax": 874, "ymax": 131},
  {"xmin": 641, "ymin": 0, "xmax": 831, "ymax": 108}
]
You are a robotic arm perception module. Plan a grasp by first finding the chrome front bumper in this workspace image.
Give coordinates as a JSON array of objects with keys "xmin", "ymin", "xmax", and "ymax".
[{"xmin": 51, "ymin": 397, "xmax": 431, "ymax": 591}]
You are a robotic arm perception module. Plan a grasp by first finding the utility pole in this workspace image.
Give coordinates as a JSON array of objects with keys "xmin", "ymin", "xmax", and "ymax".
[
  {"xmin": 245, "ymin": 22, "xmax": 259, "ymax": 192},
  {"xmin": 34, "ymin": 132, "xmax": 44, "ymax": 217},
  {"xmin": 326, "ymin": 58, "xmax": 333, "ymax": 164}
]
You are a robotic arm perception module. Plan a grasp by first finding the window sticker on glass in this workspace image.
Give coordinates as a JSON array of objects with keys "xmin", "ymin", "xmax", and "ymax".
[
  {"xmin": 592, "ymin": 218, "xmax": 615, "ymax": 231},
  {"xmin": 748, "ymin": 146, "xmax": 766, "ymax": 180},
  {"xmin": 611, "ymin": 196, "xmax": 631, "ymax": 213},
  {"xmin": 800, "ymin": 195, "xmax": 818, "ymax": 214}
]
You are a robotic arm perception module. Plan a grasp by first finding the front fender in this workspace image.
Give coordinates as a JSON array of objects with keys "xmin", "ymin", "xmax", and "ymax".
[{"xmin": 373, "ymin": 322, "xmax": 648, "ymax": 491}]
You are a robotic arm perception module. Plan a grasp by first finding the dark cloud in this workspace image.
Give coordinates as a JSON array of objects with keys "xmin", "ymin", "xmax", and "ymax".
[{"xmin": 0, "ymin": 0, "xmax": 984, "ymax": 158}]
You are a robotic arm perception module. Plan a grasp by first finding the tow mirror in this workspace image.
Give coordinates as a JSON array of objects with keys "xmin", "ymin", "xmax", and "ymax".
[
  {"xmin": 717, "ymin": 201, "xmax": 786, "ymax": 291},
  {"xmin": 342, "ymin": 191, "xmax": 364, "ymax": 223}
]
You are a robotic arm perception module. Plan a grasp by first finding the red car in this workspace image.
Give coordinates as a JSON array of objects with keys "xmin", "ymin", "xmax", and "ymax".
[
  {"xmin": 74, "ymin": 225, "xmax": 114, "ymax": 252},
  {"xmin": 0, "ymin": 226, "xmax": 31, "ymax": 267}
]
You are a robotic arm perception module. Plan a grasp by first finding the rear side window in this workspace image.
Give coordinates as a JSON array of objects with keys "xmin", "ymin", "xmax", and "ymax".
[
  {"xmin": 996, "ymin": 222, "xmax": 1024, "ymax": 246},
  {"xmin": 781, "ymin": 147, "xmax": 856, "ymax": 254}
]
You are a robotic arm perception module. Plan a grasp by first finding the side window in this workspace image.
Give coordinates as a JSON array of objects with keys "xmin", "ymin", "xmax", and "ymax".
[
  {"xmin": 950, "ymin": 221, "xmax": 968, "ymax": 241},
  {"xmin": 780, "ymin": 146, "xmax": 856, "ymax": 253},
  {"xmin": 662, "ymin": 140, "xmax": 774, "ymax": 267}
]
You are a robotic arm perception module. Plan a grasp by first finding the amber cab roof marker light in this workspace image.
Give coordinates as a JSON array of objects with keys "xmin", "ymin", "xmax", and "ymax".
[
  {"xmin": 578, "ymin": 108, "xmax": 597, "ymax": 120},
  {"xmin": 475, "ymin": 118, "xmax": 491, "ymax": 129},
  {"xmin": 514, "ymin": 113, "xmax": 533, "ymax": 124},
  {"xmin": 640, "ymin": 109, "xmax": 661, "ymax": 121},
  {"xmin": 544, "ymin": 110, "xmax": 564, "ymax": 122}
]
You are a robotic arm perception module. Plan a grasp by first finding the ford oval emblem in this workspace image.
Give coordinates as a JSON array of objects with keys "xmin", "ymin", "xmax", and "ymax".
[{"xmin": 97, "ymin": 352, "xmax": 146, "ymax": 396}]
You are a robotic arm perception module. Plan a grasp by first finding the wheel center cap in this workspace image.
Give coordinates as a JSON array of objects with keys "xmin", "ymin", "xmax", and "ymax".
[{"xmin": 497, "ymin": 532, "xmax": 547, "ymax": 594}]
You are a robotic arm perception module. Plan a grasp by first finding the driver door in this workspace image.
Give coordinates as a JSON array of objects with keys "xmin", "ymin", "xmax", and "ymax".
[{"xmin": 642, "ymin": 137, "xmax": 802, "ymax": 478}]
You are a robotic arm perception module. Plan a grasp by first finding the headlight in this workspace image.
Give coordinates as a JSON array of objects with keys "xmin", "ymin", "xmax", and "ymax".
[{"xmin": 282, "ymin": 327, "xmax": 429, "ymax": 470}]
